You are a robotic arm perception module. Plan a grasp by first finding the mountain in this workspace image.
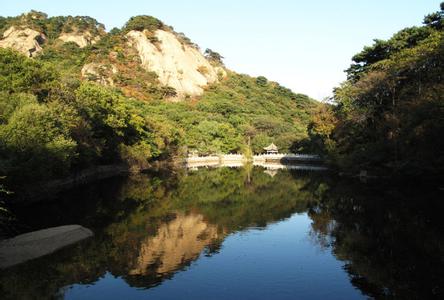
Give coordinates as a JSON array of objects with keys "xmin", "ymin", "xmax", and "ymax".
[
  {"xmin": 0, "ymin": 11, "xmax": 319, "ymax": 189},
  {"xmin": 0, "ymin": 11, "xmax": 226, "ymax": 99}
]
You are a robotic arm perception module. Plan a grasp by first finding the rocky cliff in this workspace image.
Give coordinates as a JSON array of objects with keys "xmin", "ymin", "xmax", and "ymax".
[
  {"xmin": 0, "ymin": 12, "xmax": 226, "ymax": 99},
  {"xmin": 0, "ymin": 26, "xmax": 102, "ymax": 55},
  {"xmin": 0, "ymin": 26, "xmax": 46, "ymax": 57},
  {"xmin": 58, "ymin": 31, "xmax": 101, "ymax": 48},
  {"xmin": 126, "ymin": 29, "xmax": 226, "ymax": 97}
]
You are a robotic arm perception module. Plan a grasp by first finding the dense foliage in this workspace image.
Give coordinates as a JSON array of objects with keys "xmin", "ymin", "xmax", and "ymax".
[
  {"xmin": 309, "ymin": 3, "xmax": 444, "ymax": 178},
  {"xmin": 3, "ymin": 5, "xmax": 442, "ymax": 186},
  {"xmin": 122, "ymin": 15, "xmax": 165, "ymax": 33},
  {"xmin": 0, "ymin": 10, "xmax": 105, "ymax": 39},
  {"xmin": 136, "ymin": 72, "xmax": 318, "ymax": 155},
  {"xmin": 0, "ymin": 48, "xmax": 181, "ymax": 187},
  {"xmin": 0, "ymin": 12, "xmax": 318, "ymax": 190}
]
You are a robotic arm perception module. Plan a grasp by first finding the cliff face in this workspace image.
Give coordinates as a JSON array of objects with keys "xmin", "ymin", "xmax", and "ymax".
[
  {"xmin": 0, "ymin": 26, "xmax": 46, "ymax": 57},
  {"xmin": 126, "ymin": 29, "xmax": 226, "ymax": 97},
  {"xmin": 0, "ymin": 27, "xmax": 101, "ymax": 54},
  {"xmin": 0, "ymin": 12, "xmax": 228, "ymax": 100},
  {"xmin": 58, "ymin": 31, "xmax": 101, "ymax": 48}
]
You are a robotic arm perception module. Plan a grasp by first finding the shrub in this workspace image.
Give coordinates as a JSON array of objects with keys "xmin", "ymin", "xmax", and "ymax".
[
  {"xmin": 0, "ymin": 103, "xmax": 77, "ymax": 182},
  {"xmin": 123, "ymin": 16, "xmax": 164, "ymax": 33}
]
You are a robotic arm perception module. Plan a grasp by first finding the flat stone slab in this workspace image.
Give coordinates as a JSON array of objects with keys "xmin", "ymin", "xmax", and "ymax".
[{"xmin": 0, "ymin": 225, "xmax": 93, "ymax": 269}]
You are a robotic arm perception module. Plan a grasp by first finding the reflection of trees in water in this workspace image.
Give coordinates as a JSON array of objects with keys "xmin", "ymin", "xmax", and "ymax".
[
  {"xmin": 307, "ymin": 178, "xmax": 444, "ymax": 299},
  {"xmin": 172, "ymin": 167, "xmax": 316, "ymax": 231},
  {"xmin": 0, "ymin": 167, "xmax": 318, "ymax": 299},
  {"xmin": 307, "ymin": 206, "xmax": 336, "ymax": 250},
  {"xmin": 4, "ymin": 170, "xmax": 442, "ymax": 299}
]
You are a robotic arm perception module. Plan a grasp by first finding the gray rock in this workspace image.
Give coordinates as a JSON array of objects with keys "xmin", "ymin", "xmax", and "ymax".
[{"xmin": 0, "ymin": 225, "xmax": 93, "ymax": 269}]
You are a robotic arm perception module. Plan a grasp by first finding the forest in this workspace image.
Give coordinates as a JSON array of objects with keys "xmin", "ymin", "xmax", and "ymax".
[
  {"xmin": 1, "ymin": 3, "xmax": 443, "ymax": 192},
  {"xmin": 307, "ymin": 3, "xmax": 444, "ymax": 179},
  {"xmin": 0, "ymin": 4, "xmax": 443, "ymax": 299},
  {"xmin": 0, "ymin": 12, "xmax": 318, "ymax": 190}
]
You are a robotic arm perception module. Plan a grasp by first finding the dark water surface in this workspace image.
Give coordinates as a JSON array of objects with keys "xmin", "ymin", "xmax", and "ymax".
[{"xmin": 1, "ymin": 167, "xmax": 443, "ymax": 299}]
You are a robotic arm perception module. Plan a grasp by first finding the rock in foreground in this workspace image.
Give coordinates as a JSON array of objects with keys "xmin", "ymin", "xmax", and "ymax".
[{"xmin": 0, "ymin": 225, "xmax": 93, "ymax": 268}]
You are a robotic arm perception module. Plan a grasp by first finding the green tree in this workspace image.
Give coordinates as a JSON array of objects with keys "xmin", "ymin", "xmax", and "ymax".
[
  {"xmin": 0, "ymin": 48, "xmax": 57, "ymax": 99},
  {"xmin": 423, "ymin": 2, "xmax": 444, "ymax": 29},
  {"xmin": 187, "ymin": 120, "xmax": 241, "ymax": 154},
  {"xmin": 204, "ymin": 49, "xmax": 224, "ymax": 65},
  {"xmin": 329, "ymin": 4, "xmax": 444, "ymax": 177},
  {"xmin": 0, "ymin": 103, "xmax": 77, "ymax": 182},
  {"xmin": 123, "ymin": 15, "xmax": 164, "ymax": 32},
  {"xmin": 256, "ymin": 76, "xmax": 268, "ymax": 86}
]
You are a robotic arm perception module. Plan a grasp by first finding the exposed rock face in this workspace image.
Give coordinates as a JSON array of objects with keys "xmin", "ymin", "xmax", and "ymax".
[
  {"xmin": 58, "ymin": 31, "xmax": 101, "ymax": 48},
  {"xmin": 126, "ymin": 29, "xmax": 226, "ymax": 97},
  {"xmin": 129, "ymin": 213, "xmax": 223, "ymax": 275},
  {"xmin": 81, "ymin": 63, "xmax": 117, "ymax": 86},
  {"xmin": 0, "ymin": 26, "xmax": 46, "ymax": 57}
]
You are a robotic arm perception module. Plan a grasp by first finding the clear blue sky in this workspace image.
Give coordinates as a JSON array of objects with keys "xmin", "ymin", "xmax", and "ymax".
[{"xmin": 2, "ymin": 0, "xmax": 440, "ymax": 100}]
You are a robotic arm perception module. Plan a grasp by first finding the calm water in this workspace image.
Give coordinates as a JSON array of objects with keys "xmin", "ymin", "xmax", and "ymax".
[{"xmin": 1, "ymin": 167, "xmax": 443, "ymax": 299}]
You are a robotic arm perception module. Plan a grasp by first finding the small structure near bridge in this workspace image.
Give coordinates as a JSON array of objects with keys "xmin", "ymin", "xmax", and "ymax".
[{"xmin": 263, "ymin": 143, "xmax": 278, "ymax": 154}]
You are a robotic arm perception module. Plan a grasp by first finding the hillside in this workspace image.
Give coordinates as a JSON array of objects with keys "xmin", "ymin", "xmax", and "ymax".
[
  {"xmin": 0, "ymin": 11, "xmax": 319, "ymax": 188},
  {"xmin": 0, "ymin": 11, "xmax": 226, "ymax": 99}
]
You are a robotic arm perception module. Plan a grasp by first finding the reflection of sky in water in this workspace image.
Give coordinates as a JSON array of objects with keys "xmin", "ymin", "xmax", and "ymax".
[
  {"xmin": 4, "ymin": 167, "xmax": 440, "ymax": 299},
  {"xmin": 65, "ymin": 213, "xmax": 364, "ymax": 300}
]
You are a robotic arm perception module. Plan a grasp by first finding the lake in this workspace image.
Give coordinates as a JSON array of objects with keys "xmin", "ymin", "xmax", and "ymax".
[{"xmin": 1, "ymin": 166, "xmax": 443, "ymax": 299}]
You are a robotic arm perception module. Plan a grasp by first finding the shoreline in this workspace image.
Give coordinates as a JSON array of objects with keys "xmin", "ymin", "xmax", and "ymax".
[{"xmin": 12, "ymin": 164, "xmax": 132, "ymax": 204}]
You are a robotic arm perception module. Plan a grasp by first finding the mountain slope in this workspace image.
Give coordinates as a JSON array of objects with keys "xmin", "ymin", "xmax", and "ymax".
[
  {"xmin": 0, "ymin": 12, "xmax": 226, "ymax": 99},
  {"xmin": 0, "ymin": 11, "xmax": 319, "ymax": 189}
]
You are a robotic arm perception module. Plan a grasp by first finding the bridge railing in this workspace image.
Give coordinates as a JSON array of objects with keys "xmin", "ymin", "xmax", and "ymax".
[
  {"xmin": 186, "ymin": 154, "xmax": 245, "ymax": 163},
  {"xmin": 186, "ymin": 153, "xmax": 322, "ymax": 164},
  {"xmin": 253, "ymin": 153, "xmax": 321, "ymax": 160},
  {"xmin": 187, "ymin": 153, "xmax": 321, "ymax": 160}
]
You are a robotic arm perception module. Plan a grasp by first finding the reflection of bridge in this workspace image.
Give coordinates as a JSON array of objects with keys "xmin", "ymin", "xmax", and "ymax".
[
  {"xmin": 254, "ymin": 163, "xmax": 327, "ymax": 171},
  {"xmin": 186, "ymin": 154, "xmax": 326, "ymax": 171}
]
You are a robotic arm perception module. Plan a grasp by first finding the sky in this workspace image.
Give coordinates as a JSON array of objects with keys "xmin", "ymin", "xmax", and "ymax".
[{"xmin": 2, "ymin": 0, "xmax": 440, "ymax": 100}]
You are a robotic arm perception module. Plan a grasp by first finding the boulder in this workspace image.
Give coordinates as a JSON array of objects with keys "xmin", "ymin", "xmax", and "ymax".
[
  {"xmin": 0, "ymin": 225, "xmax": 93, "ymax": 268},
  {"xmin": 58, "ymin": 31, "xmax": 101, "ymax": 48},
  {"xmin": 0, "ymin": 26, "xmax": 46, "ymax": 57}
]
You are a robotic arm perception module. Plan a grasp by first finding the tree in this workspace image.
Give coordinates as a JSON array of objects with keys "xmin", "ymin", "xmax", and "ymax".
[
  {"xmin": 330, "ymin": 7, "xmax": 444, "ymax": 176},
  {"xmin": 187, "ymin": 120, "xmax": 240, "ymax": 154},
  {"xmin": 423, "ymin": 2, "xmax": 444, "ymax": 29},
  {"xmin": 204, "ymin": 49, "xmax": 224, "ymax": 65},
  {"xmin": 345, "ymin": 26, "xmax": 434, "ymax": 81},
  {"xmin": 0, "ymin": 103, "xmax": 77, "ymax": 182},
  {"xmin": 109, "ymin": 27, "xmax": 121, "ymax": 35},
  {"xmin": 123, "ymin": 15, "xmax": 164, "ymax": 32},
  {"xmin": 0, "ymin": 92, "xmax": 37, "ymax": 124},
  {"xmin": 74, "ymin": 83, "xmax": 132, "ymax": 162},
  {"xmin": 161, "ymin": 86, "xmax": 177, "ymax": 98},
  {"xmin": 256, "ymin": 76, "xmax": 268, "ymax": 87},
  {"xmin": 0, "ymin": 48, "xmax": 57, "ymax": 99}
]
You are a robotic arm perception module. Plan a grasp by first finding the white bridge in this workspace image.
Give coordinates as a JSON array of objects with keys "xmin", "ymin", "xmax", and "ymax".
[
  {"xmin": 252, "ymin": 153, "xmax": 322, "ymax": 162},
  {"xmin": 186, "ymin": 154, "xmax": 326, "ymax": 171}
]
